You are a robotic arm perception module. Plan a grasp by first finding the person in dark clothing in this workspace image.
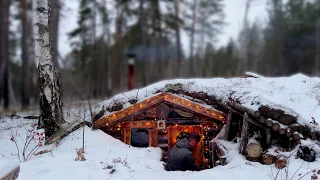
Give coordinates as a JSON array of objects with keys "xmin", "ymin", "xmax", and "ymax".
[{"xmin": 164, "ymin": 132, "xmax": 201, "ymax": 171}]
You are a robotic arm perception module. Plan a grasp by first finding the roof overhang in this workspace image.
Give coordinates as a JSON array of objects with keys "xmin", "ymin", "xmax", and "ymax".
[{"xmin": 93, "ymin": 92, "xmax": 227, "ymax": 129}]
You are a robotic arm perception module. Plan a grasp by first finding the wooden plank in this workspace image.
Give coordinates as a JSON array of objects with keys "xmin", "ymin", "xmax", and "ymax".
[
  {"xmin": 209, "ymin": 141, "xmax": 216, "ymax": 167},
  {"xmin": 94, "ymin": 93, "xmax": 166, "ymax": 128},
  {"xmin": 148, "ymin": 128, "xmax": 158, "ymax": 147},
  {"xmin": 239, "ymin": 113, "xmax": 250, "ymax": 155}
]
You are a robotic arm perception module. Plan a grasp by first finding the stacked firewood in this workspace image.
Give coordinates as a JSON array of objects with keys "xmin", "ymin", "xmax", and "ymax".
[{"xmin": 228, "ymin": 102, "xmax": 320, "ymax": 141}]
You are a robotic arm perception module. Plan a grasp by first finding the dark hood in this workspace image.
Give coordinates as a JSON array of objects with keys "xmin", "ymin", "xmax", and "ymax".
[{"xmin": 175, "ymin": 138, "xmax": 191, "ymax": 150}]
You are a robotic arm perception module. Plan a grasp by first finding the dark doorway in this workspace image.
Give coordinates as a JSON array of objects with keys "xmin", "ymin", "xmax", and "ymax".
[{"xmin": 131, "ymin": 128, "xmax": 149, "ymax": 147}]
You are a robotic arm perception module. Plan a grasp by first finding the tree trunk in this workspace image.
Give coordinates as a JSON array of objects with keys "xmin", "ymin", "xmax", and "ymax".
[
  {"xmin": 111, "ymin": 3, "xmax": 123, "ymax": 91},
  {"xmin": 92, "ymin": 0, "xmax": 97, "ymax": 98},
  {"xmin": 49, "ymin": 0, "xmax": 60, "ymax": 68},
  {"xmin": 139, "ymin": 0, "xmax": 148, "ymax": 86},
  {"xmin": 189, "ymin": 0, "xmax": 197, "ymax": 77},
  {"xmin": 21, "ymin": 0, "xmax": 30, "ymax": 109},
  {"xmin": 174, "ymin": 0, "xmax": 182, "ymax": 77},
  {"xmin": 33, "ymin": 0, "xmax": 65, "ymax": 138},
  {"xmin": 0, "ymin": 0, "xmax": 11, "ymax": 109}
]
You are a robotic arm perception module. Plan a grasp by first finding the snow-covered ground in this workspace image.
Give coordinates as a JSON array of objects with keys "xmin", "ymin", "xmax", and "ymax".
[
  {"xmin": 0, "ymin": 114, "xmax": 320, "ymax": 180},
  {"xmin": 1, "ymin": 73, "xmax": 320, "ymax": 180},
  {"xmin": 93, "ymin": 73, "xmax": 320, "ymax": 131}
]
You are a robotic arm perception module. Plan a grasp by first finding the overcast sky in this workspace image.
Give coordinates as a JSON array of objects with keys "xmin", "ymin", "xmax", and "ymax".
[{"xmin": 59, "ymin": 0, "xmax": 269, "ymax": 57}]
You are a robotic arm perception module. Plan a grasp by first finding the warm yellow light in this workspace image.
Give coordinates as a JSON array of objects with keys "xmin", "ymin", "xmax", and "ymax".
[
  {"xmin": 146, "ymin": 122, "xmax": 150, "ymax": 125},
  {"xmin": 188, "ymin": 103, "xmax": 191, "ymax": 106},
  {"xmin": 175, "ymin": 124, "xmax": 178, "ymax": 127},
  {"xmin": 113, "ymin": 114, "xmax": 116, "ymax": 117},
  {"xmin": 139, "ymin": 104, "xmax": 143, "ymax": 108}
]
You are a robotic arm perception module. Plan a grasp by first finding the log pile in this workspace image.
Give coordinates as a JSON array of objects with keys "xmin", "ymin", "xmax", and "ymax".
[{"xmin": 258, "ymin": 106, "xmax": 297, "ymax": 125}]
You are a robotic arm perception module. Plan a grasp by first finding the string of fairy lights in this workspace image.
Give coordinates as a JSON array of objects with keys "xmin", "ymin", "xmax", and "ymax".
[{"xmin": 94, "ymin": 93, "xmax": 226, "ymax": 128}]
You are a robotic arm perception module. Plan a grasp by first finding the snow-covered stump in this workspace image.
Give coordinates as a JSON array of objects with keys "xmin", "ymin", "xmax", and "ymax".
[
  {"xmin": 0, "ymin": 164, "xmax": 20, "ymax": 180},
  {"xmin": 33, "ymin": 0, "xmax": 64, "ymax": 138}
]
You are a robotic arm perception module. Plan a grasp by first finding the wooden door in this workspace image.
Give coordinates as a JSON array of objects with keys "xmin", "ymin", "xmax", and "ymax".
[
  {"xmin": 168, "ymin": 125, "xmax": 203, "ymax": 167},
  {"xmin": 148, "ymin": 128, "xmax": 158, "ymax": 147}
]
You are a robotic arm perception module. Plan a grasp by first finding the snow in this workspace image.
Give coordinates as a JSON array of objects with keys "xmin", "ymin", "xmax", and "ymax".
[
  {"xmin": 0, "ymin": 113, "xmax": 320, "ymax": 180},
  {"xmin": 93, "ymin": 73, "xmax": 320, "ymax": 131},
  {"xmin": 0, "ymin": 160, "xmax": 18, "ymax": 178}
]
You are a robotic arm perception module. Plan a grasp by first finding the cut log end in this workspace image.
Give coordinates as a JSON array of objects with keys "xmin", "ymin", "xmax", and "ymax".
[
  {"xmin": 246, "ymin": 141, "xmax": 262, "ymax": 160},
  {"xmin": 272, "ymin": 122, "xmax": 280, "ymax": 131},
  {"xmin": 266, "ymin": 118, "xmax": 273, "ymax": 127},
  {"xmin": 279, "ymin": 128, "xmax": 286, "ymax": 135}
]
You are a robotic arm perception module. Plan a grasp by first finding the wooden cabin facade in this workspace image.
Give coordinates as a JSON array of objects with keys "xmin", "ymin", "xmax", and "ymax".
[{"xmin": 93, "ymin": 92, "xmax": 227, "ymax": 169}]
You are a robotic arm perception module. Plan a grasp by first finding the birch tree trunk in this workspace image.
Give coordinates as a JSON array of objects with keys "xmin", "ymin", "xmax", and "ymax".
[
  {"xmin": 33, "ymin": 0, "xmax": 65, "ymax": 138},
  {"xmin": 49, "ymin": 0, "xmax": 60, "ymax": 68}
]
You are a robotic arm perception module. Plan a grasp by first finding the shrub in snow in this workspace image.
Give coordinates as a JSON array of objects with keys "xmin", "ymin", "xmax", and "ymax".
[
  {"xmin": 103, "ymin": 157, "xmax": 131, "ymax": 174},
  {"xmin": 74, "ymin": 148, "xmax": 86, "ymax": 161},
  {"xmin": 10, "ymin": 123, "xmax": 46, "ymax": 162}
]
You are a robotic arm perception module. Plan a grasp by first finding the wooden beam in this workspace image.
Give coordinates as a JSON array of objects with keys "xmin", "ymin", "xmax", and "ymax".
[
  {"xmin": 96, "ymin": 100, "xmax": 165, "ymax": 127},
  {"xmin": 165, "ymin": 93, "xmax": 226, "ymax": 121},
  {"xmin": 239, "ymin": 113, "xmax": 250, "ymax": 155},
  {"xmin": 227, "ymin": 102, "xmax": 260, "ymax": 118},
  {"xmin": 224, "ymin": 109, "xmax": 233, "ymax": 140},
  {"xmin": 246, "ymin": 116, "xmax": 269, "ymax": 130}
]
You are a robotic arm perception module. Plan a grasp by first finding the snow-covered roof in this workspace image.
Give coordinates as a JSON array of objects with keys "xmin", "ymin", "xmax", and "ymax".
[{"xmin": 92, "ymin": 73, "xmax": 320, "ymax": 131}]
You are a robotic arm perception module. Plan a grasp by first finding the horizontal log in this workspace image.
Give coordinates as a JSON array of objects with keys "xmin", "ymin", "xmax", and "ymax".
[
  {"xmin": 227, "ymin": 102, "xmax": 260, "ymax": 118},
  {"xmin": 290, "ymin": 124, "xmax": 301, "ymax": 131},
  {"xmin": 262, "ymin": 153, "xmax": 277, "ymax": 165},
  {"xmin": 279, "ymin": 127, "xmax": 286, "ymax": 135},
  {"xmin": 266, "ymin": 118, "xmax": 273, "ymax": 127},
  {"xmin": 293, "ymin": 131, "xmax": 303, "ymax": 141},
  {"xmin": 272, "ymin": 122, "xmax": 280, "ymax": 131},
  {"xmin": 246, "ymin": 116, "xmax": 269, "ymax": 130},
  {"xmin": 259, "ymin": 116, "xmax": 266, "ymax": 123},
  {"xmin": 258, "ymin": 106, "xmax": 297, "ymax": 125},
  {"xmin": 278, "ymin": 115, "xmax": 296, "ymax": 125}
]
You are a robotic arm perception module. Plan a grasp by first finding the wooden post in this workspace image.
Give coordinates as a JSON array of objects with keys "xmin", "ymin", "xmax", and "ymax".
[
  {"xmin": 239, "ymin": 113, "xmax": 250, "ymax": 155},
  {"xmin": 209, "ymin": 141, "xmax": 216, "ymax": 167},
  {"xmin": 224, "ymin": 109, "xmax": 233, "ymax": 140}
]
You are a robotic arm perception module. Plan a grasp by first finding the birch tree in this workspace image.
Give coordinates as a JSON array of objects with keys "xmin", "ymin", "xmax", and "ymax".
[{"xmin": 33, "ymin": 0, "xmax": 65, "ymax": 138}]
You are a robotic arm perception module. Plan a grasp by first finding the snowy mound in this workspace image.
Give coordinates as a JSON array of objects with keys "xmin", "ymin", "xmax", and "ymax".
[{"xmin": 92, "ymin": 73, "xmax": 320, "ymax": 130}]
